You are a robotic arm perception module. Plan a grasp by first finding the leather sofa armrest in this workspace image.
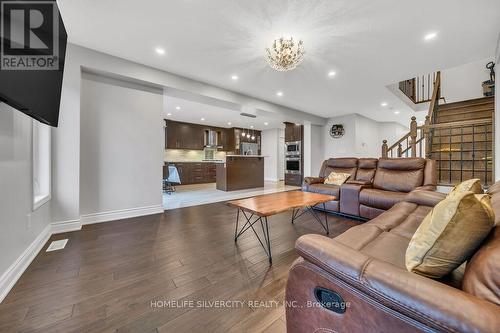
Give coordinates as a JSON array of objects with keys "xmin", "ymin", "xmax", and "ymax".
[
  {"xmin": 345, "ymin": 180, "xmax": 372, "ymax": 185},
  {"xmin": 405, "ymin": 189, "xmax": 446, "ymax": 207},
  {"xmin": 295, "ymin": 234, "xmax": 500, "ymax": 333},
  {"xmin": 339, "ymin": 182, "xmax": 371, "ymax": 216},
  {"xmin": 304, "ymin": 176, "xmax": 324, "ymax": 185}
]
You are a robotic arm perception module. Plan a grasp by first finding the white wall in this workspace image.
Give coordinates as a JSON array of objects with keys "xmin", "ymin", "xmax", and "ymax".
[
  {"xmin": 323, "ymin": 115, "xmax": 357, "ymax": 159},
  {"xmin": 278, "ymin": 128, "xmax": 285, "ymax": 180},
  {"xmin": 310, "ymin": 124, "xmax": 324, "ymax": 176},
  {"xmin": 303, "ymin": 121, "xmax": 312, "ymax": 177},
  {"xmin": 441, "ymin": 57, "xmax": 493, "ymax": 103},
  {"xmin": 322, "ymin": 114, "xmax": 409, "ymax": 160},
  {"xmin": 0, "ymin": 104, "xmax": 51, "ymax": 300},
  {"xmin": 355, "ymin": 115, "xmax": 382, "ymax": 158},
  {"xmin": 261, "ymin": 128, "xmax": 280, "ymax": 182},
  {"xmin": 80, "ymin": 72, "xmax": 164, "ymax": 217}
]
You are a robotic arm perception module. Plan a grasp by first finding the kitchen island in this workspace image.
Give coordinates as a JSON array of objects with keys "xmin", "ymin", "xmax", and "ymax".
[{"xmin": 216, "ymin": 155, "xmax": 264, "ymax": 191}]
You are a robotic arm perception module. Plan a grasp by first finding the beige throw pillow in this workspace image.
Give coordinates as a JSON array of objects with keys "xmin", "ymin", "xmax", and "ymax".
[
  {"xmin": 405, "ymin": 191, "xmax": 494, "ymax": 278},
  {"xmin": 449, "ymin": 178, "xmax": 483, "ymax": 196},
  {"xmin": 324, "ymin": 172, "xmax": 351, "ymax": 186}
]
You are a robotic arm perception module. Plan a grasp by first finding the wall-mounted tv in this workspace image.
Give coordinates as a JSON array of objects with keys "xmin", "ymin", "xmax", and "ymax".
[{"xmin": 0, "ymin": 0, "xmax": 67, "ymax": 127}]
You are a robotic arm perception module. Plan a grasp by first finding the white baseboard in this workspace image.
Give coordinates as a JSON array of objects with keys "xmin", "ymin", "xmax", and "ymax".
[
  {"xmin": 81, "ymin": 204, "xmax": 164, "ymax": 225},
  {"xmin": 51, "ymin": 218, "xmax": 82, "ymax": 234},
  {"xmin": 0, "ymin": 224, "xmax": 51, "ymax": 303}
]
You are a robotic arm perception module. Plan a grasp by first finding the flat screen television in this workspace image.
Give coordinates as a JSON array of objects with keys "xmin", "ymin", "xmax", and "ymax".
[{"xmin": 0, "ymin": 0, "xmax": 67, "ymax": 127}]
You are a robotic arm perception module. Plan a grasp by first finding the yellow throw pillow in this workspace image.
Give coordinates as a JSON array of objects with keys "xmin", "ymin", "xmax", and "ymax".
[
  {"xmin": 448, "ymin": 179, "xmax": 483, "ymax": 196},
  {"xmin": 405, "ymin": 191, "xmax": 494, "ymax": 278},
  {"xmin": 324, "ymin": 172, "xmax": 351, "ymax": 186}
]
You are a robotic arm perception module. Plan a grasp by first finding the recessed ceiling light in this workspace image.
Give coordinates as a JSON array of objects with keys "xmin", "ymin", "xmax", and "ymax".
[
  {"xmin": 328, "ymin": 71, "xmax": 336, "ymax": 77},
  {"xmin": 155, "ymin": 47, "xmax": 166, "ymax": 55},
  {"xmin": 276, "ymin": 91, "xmax": 283, "ymax": 97},
  {"xmin": 295, "ymin": 123, "xmax": 301, "ymax": 126},
  {"xmin": 394, "ymin": 110, "xmax": 400, "ymax": 114},
  {"xmin": 231, "ymin": 75, "xmax": 238, "ymax": 80},
  {"xmin": 381, "ymin": 102, "xmax": 388, "ymax": 107},
  {"xmin": 175, "ymin": 106, "xmax": 181, "ymax": 110},
  {"xmin": 264, "ymin": 122, "xmax": 269, "ymax": 126},
  {"xmin": 250, "ymin": 125, "xmax": 254, "ymax": 129},
  {"xmin": 167, "ymin": 113, "xmax": 172, "ymax": 116},
  {"xmin": 200, "ymin": 118, "xmax": 205, "ymax": 121},
  {"xmin": 227, "ymin": 122, "xmax": 232, "ymax": 125},
  {"xmin": 424, "ymin": 32, "xmax": 437, "ymax": 41}
]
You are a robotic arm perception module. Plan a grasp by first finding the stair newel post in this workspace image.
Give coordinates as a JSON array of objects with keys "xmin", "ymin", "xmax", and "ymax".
[
  {"xmin": 397, "ymin": 144, "xmax": 403, "ymax": 157},
  {"xmin": 424, "ymin": 115, "xmax": 431, "ymax": 159},
  {"xmin": 382, "ymin": 140, "xmax": 388, "ymax": 158},
  {"xmin": 410, "ymin": 116, "xmax": 417, "ymax": 157}
]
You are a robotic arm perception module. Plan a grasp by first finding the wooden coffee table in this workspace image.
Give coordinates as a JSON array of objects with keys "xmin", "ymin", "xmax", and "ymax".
[{"xmin": 227, "ymin": 191, "xmax": 336, "ymax": 264}]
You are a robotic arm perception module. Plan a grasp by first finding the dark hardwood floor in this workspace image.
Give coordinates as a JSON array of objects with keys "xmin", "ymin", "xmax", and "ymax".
[{"xmin": 0, "ymin": 202, "xmax": 359, "ymax": 333}]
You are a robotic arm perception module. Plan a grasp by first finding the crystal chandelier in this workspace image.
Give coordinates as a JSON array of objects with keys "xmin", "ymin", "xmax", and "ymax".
[{"xmin": 266, "ymin": 37, "xmax": 305, "ymax": 71}]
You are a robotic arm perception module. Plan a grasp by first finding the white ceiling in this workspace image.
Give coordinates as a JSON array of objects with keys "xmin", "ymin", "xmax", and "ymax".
[
  {"xmin": 164, "ymin": 95, "xmax": 285, "ymax": 130},
  {"xmin": 58, "ymin": 0, "xmax": 500, "ymax": 124}
]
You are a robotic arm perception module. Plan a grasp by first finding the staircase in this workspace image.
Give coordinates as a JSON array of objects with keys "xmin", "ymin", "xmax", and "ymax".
[{"xmin": 383, "ymin": 71, "xmax": 495, "ymax": 186}]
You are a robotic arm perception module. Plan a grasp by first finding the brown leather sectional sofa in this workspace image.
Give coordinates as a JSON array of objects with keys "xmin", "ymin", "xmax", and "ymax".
[
  {"xmin": 286, "ymin": 185, "xmax": 500, "ymax": 333},
  {"xmin": 303, "ymin": 157, "xmax": 437, "ymax": 219}
]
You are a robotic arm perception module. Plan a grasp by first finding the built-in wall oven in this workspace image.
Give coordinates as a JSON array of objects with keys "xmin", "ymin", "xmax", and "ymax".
[
  {"xmin": 285, "ymin": 141, "xmax": 301, "ymax": 156},
  {"xmin": 285, "ymin": 157, "xmax": 301, "ymax": 174}
]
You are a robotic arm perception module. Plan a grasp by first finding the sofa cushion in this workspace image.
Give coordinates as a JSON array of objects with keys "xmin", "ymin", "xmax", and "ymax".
[
  {"xmin": 449, "ymin": 178, "xmax": 483, "ymax": 196},
  {"xmin": 356, "ymin": 158, "xmax": 377, "ymax": 182},
  {"xmin": 335, "ymin": 201, "xmax": 431, "ymax": 267},
  {"xmin": 324, "ymin": 172, "xmax": 350, "ymax": 185},
  {"xmin": 462, "ymin": 226, "xmax": 500, "ymax": 305},
  {"xmin": 359, "ymin": 188, "xmax": 407, "ymax": 210},
  {"xmin": 320, "ymin": 158, "xmax": 358, "ymax": 179},
  {"xmin": 303, "ymin": 183, "xmax": 339, "ymax": 197},
  {"xmin": 406, "ymin": 192, "xmax": 495, "ymax": 278},
  {"xmin": 373, "ymin": 158, "xmax": 425, "ymax": 192}
]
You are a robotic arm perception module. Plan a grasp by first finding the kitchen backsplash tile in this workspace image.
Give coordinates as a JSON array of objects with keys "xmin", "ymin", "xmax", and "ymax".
[{"xmin": 165, "ymin": 149, "xmax": 228, "ymax": 162}]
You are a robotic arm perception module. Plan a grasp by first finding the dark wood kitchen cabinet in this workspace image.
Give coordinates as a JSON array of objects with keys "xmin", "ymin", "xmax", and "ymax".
[
  {"xmin": 168, "ymin": 162, "xmax": 217, "ymax": 185},
  {"xmin": 284, "ymin": 122, "xmax": 303, "ymax": 142},
  {"xmin": 165, "ymin": 120, "xmax": 204, "ymax": 150}
]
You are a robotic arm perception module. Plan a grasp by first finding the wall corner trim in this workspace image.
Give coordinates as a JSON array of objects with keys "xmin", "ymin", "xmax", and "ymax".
[
  {"xmin": 51, "ymin": 218, "xmax": 82, "ymax": 234},
  {"xmin": 0, "ymin": 224, "xmax": 51, "ymax": 303},
  {"xmin": 80, "ymin": 205, "xmax": 164, "ymax": 225}
]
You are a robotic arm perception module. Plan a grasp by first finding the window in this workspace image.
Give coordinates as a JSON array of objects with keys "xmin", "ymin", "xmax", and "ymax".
[{"xmin": 32, "ymin": 120, "xmax": 51, "ymax": 210}]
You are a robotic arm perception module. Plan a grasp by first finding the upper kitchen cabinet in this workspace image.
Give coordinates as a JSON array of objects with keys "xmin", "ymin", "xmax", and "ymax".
[
  {"xmin": 165, "ymin": 120, "xmax": 204, "ymax": 150},
  {"xmin": 284, "ymin": 122, "xmax": 303, "ymax": 142}
]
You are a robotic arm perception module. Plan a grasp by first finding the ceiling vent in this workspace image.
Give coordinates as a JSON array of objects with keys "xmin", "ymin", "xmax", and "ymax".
[{"xmin": 240, "ymin": 112, "xmax": 257, "ymax": 118}]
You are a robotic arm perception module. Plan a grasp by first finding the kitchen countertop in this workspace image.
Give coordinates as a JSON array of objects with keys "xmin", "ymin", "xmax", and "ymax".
[{"xmin": 226, "ymin": 155, "xmax": 266, "ymax": 158}]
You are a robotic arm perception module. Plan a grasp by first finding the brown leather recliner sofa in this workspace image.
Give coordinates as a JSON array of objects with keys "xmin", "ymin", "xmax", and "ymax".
[
  {"xmin": 303, "ymin": 157, "xmax": 436, "ymax": 219},
  {"xmin": 286, "ymin": 186, "xmax": 500, "ymax": 333}
]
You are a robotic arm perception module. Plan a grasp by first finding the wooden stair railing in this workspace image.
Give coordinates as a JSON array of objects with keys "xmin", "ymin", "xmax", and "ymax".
[
  {"xmin": 399, "ymin": 71, "xmax": 441, "ymax": 104},
  {"xmin": 382, "ymin": 71, "xmax": 494, "ymax": 185}
]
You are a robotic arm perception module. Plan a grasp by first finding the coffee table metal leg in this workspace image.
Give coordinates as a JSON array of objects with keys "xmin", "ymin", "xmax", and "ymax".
[
  {"xmin": 291, "ymin": 208, "xmax": 300, "ymax": 224},
  {"xmin": 234, "ymin": 209, "xmax": 240, "ymax": 242},
  {"xmin": 234, "ymin": 209, "xmax": 273, "ymax": 264},
  {"xmin": 306, "ymin": 205, "xmax": 330, "ymax": 235},
  {"xmin": 264, "ymin": 217, "xmax": 272, "ymax": 264}
]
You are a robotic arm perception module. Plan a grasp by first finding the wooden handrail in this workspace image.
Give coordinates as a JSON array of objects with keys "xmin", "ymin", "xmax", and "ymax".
[
  {"xmin": 427, "ymin": 71, "xmax": 441, "ymax": 123},
  {"xmin": 387, "ymin": 131, "xmax": 411, "ymax": 151}
]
